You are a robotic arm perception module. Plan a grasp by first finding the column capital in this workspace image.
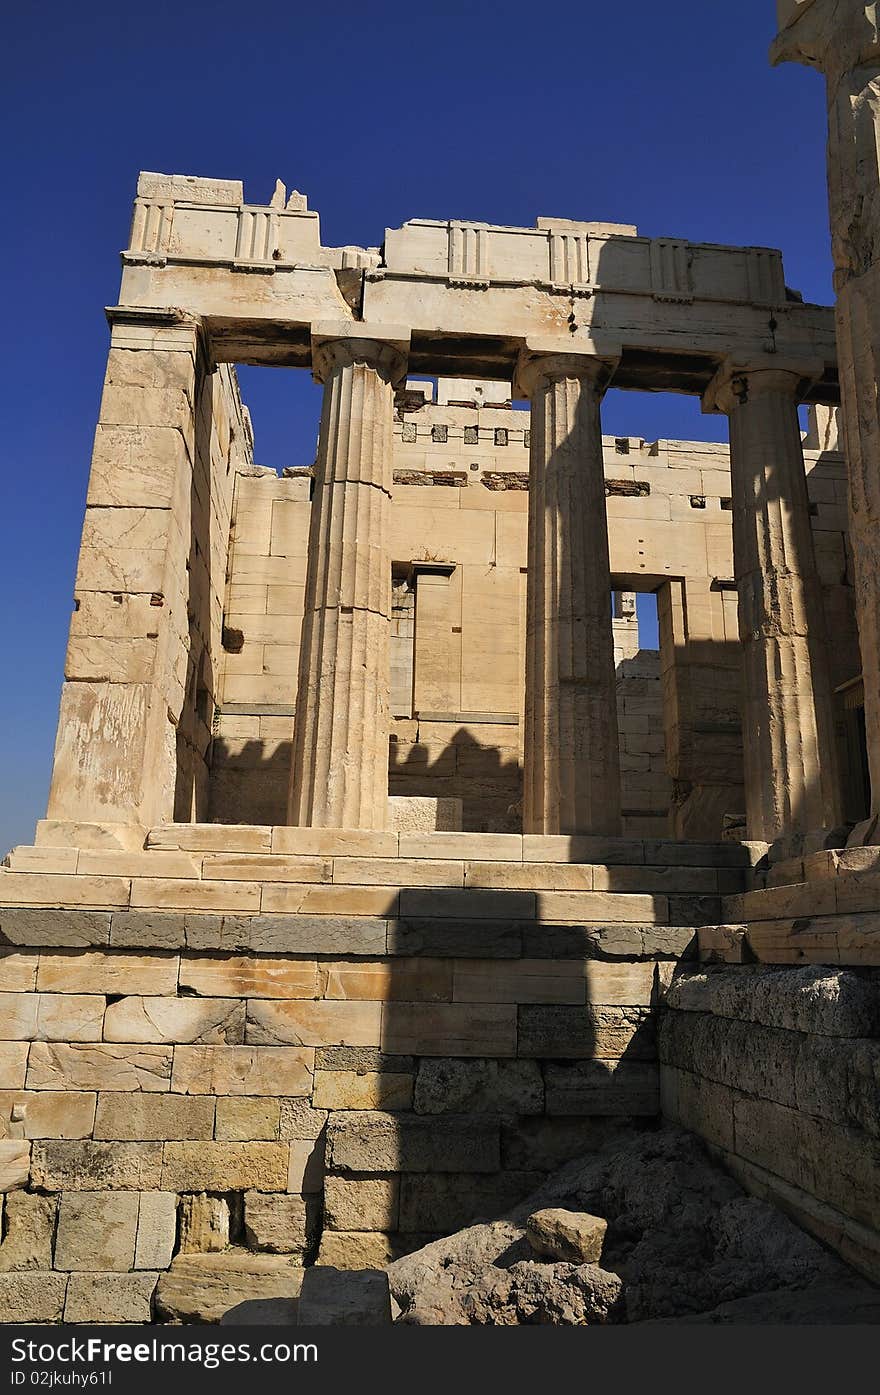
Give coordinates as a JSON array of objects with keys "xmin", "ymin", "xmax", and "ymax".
[
  {"xmin": 702, "ymin": 355, "xmax": 824, "ymax": 415},
  {"xmin": 513, "ymin": 336, "xmax": 621, "ymax": 399},
  {"xmin": 310, "ymin": 321, "xmax": 410, "ymax": 388},
  {"xmin": 771, "ymin": 0, "xmax": 880, "ymax": 86}
]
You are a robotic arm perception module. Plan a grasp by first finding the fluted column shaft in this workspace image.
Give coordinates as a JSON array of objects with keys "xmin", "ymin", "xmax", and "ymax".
[
  {"xmin": 517, "ymin": 352, "xmax": 621, "ymax": 835},
  {"xmin": 773, "ymin": 1, "xmax": 880, "ymax": 820},
  {"xmin": 288, "ymin": 337, "xmax": 405, "ymax": 829},
  {"xmin": 711, "ymin": 363, "xmax": 842, "ymax": 843}
]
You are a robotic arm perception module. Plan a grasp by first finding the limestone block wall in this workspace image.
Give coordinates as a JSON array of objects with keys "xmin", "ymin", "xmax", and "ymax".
[
  {"xmin": 659, "ymin": 964, "xmax": 880, "ymax": 1283},
  {"xmin": 47, "ymin": 323, "xmax": 253, "ymax": 833},
  {"xmin": 0, "ymin": 831, "xmax": 750, "ymax": 1322}
]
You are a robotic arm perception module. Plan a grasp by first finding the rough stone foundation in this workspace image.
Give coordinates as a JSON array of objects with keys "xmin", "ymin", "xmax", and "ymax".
[{"xmin": 660, "ymin": 963, "xmax": 880, "ymax": 1284}]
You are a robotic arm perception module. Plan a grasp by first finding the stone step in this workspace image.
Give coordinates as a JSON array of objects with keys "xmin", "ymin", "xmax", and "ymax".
[
  {"xmin": 3, "ymin": 843, "xmax": 749, "ymax": 902},
  {"xmin": 142, "ymin": 823, "xmax": 756, "ymax": 868}
]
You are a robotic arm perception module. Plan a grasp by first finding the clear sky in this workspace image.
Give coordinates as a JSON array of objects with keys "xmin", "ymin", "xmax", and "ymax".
[{"xmin": 0, "ymin": 0, "xmax": 832, "ymax": 853}]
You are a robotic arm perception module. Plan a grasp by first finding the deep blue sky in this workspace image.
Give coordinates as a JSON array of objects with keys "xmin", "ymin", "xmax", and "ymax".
[{"xmin": 0, "ymin": 0, "xmax": 831, "ymax": 853}]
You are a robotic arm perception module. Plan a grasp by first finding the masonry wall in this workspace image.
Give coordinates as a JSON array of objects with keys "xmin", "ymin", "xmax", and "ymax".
[
  {"xmin": 659, "ymin": 964, "xmax": 880, "ymax": 1284},
  {"xmin": 0, "ymin": 832, "xmax": 748, "ymax": 1322},
  {"xmin": 46, "ymin": 330, "xmax": 253, "ymax": 832}
]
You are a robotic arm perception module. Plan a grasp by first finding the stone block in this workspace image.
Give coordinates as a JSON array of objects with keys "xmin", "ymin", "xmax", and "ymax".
[
  {"xmin": 155, "ymin": 1251, "xmax": 303, "ymax": 1324},
  {"xmin": 517, "ymin": 1006, "xmax": 656, "ymax": 1059},
  {"xmin": 64, "ymin": 1271, "xmax": 157, "ymax": 1323},
  {"xmin": 279, "ymin": 1098, "xmax": 327, "ymax": 1141},
  {"xmin": 398, "ymin": 1171, "xmax": 543, "ymax": 1233},
  {"xmin": 244, "ymin": 1192, "xmax": 308, "ymax": 1253},
  {"xmin": 500, "ymin": 1117, "xmax": 623, "ymax": 1170},
  {"xmin": 0, "ymin": 873, "xmax": 130, "ymax": 908},
  {"xmin": 667, "ymin": 965, "xmax": 880, "ymax": 1038},
  {"xmin": 544, "ymin": 1061, "xmax": 660, "ymax": 1115},
  {"xmin": 94, "ymin": 1093, "xmax": 215, "ymax": 1140},
  {"xmin": 593, "ymin": 865, "xmax": 720, "ymax": 894},
  {"xmin": 245, "ymin": 1000, "xmax": 381, "ymax": 1047},
  {"xmin": 387, "ymin": 918, "xmax": 521, "ymax": 958},
  {"xmin": 315, "ymin": 1231, "xmax": 396, "ymax": 1270},
  {"xmin": 202, "ymin": 855, "xmax": 332, "ymax": 883},
  {"xmin": 170, "ymin": 1045, "xmax": 313, "ymax": 1096},
  {"xmin": 110, "ymin": 911, "xmax": 186, "ymax": 949},
  {"xmin": 380, "ymin": 1003, "xmax": 517, "ymax": 1056},
  {"xmin": 413, "ymin": 1059, "xmax": 543, "ymax": 1115},
  {"xmin": 0, "ymin": 909, "xmax": 111, "ymax": 947},
  {"xmin": 179, "ymin": 1194, "xmax": 230, "ymax": 1253},
  {"xmin": 288, "ymin": 1138, "xmax": 325, "ymax": 1193},
  {"xmin": 324, "ymin": 1176, "xmax": 399, "ymax": 1232},
  {"xmin": 27, "ymin": 1042, "xmax": 172, "ymax": 1092},
  {"xmin": 0, "ymin": 1140, "xmax": 29, "ymax": 1190},
  {"xmin": 318, "ymin": 959, "xmax": 453, "ymax": 1002},
  {"xmin": 162, "ymin": 1142, "xmax": 290, "ymax": 1192},
  {"xmin": 314, "ymin": 1047, "xmax": 415, "ymax": 1074},
  {"xmin": 0, "ymin": 1271, "xmax": 68, "ymax": 1322},
  {"xmin": 398, "ymin": 888, "xmax": 535, "ymax": 920},
  {"xmin": 697, "ymin": 925, "xmax": 749, "ymax": 963},
  {"xmin": 464, "ymin": 862, "xmax": 595, "ymax": 892},
  {"xmin": 103, "ymin": 995, "xmax": 245, "ymax": 1044},
  {"xmin": 526, "ymin": 1208, "xmax": 607, "ymax": 1263},
  {"xmin": 215, "ymin": 1097, "xmax": 281, "ymax": 1140},
  {"xmin": 220, "ymin": 915, "xmax": 387, "ymax": 957},
  {"xmin": 79, "ymin": 851, "xmax": 201, "ymax": 879},
  {"xmin": 36, "ymin": 950, "xmax": 179, "ymax": 995},
  {"xmin": 640, "ymin": 926, "xmax": 697, "ymax": 958},
  {"xmin": 0, "ymin": 1090, "xmax": 96, "ymax": 1140},
  {"xmin": 521, "ymin": 835, "xmax": 646, "ymax": 864},
  {"xmin": 179, "ymin": 954, "xmax": 318, "ymax": 999},
  {"xmin": 297, "ymin": 1266, "xmax": 392, "ymax": 1324},
  {"xmin": 130, "ymin": 878, "xmax": 261, "ymax": 913},
  {"xmin": 148, "ymin": 824, "xmax": 271, "ymax": 853},
  {"xmin": 0, "ymin": 1044, "xmax": 28, "ymax": 1089},
  {"xmin": 326, "ymin": 1112, "xmax": 500, "ymax": 1173},
  {"xmin": 658, "ymin": 1011, "xmax": 797, "ymax": 1108},
  {"xmin": 261, "ymin": 884, "xmax": 397, "ymax": 915},
  {"xmin": 55, "ymin": 1191, "xmax": 139, "ymax": 1271},
  {"xmin": 536, "ymin": 891, "xmax": 664, "ymax": 923},
  {"xmin": 451, "ymin": 959, "xmax": 585, "ymax": 1004},
  {"xmin": 399, "ymin": 833, "xmax": 523, "ymax": 861},
  {"xmin": 520, "ymin": 924, "xmax": 642, "ymax": 959},
  {"xmin": 32, "ymin": 1140, "xmax": 162, "ymax": 1190},
  {"xmin": 271, "ymin": 828, "xmax": 398, "ymax": 858},
  {"xmin": 333, "ymin": 858, "xmax": 464, "ymax": 888},
  {"xmin": 0, "ymin": 951, "xmax": 39, "ymax": 991},
  {"xmin": 313, "ymin": 1072, "xmax": 413, "ymax": 1110},
  {"xmin": 135, "ymin": 1192, "xmax": 177, "ymax": 1269},
  {"xmin": 0, "ymin": 1191, "xmax": 56, "ymax": 1270}
]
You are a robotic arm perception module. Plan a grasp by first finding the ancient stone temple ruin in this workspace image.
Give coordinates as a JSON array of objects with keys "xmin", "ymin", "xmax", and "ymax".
[{"xmin": 1, "ymin": 0, "xmax": 880, "ymax": 1324}]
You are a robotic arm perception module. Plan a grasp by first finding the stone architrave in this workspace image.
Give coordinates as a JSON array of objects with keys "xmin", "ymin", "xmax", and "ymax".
[
  {"xmin": 704, "ymin": 357, "xmax": 842, "ymax": 843},
  {"xmin": 514, "ymin": 343, "xmax": 622, "ymax": 837},
  {"xmin": 773, "ymin": 1, "xmax": 880, "ymax": 830},
  {"xmin": 288, "ymin": 325, "xmax": 409, "ymax": 831}
]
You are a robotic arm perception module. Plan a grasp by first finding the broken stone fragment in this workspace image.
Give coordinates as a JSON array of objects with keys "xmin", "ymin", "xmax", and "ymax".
[{"xmin": 526, "ymin": 1207, "xmax": 608, "ymax": 1264}]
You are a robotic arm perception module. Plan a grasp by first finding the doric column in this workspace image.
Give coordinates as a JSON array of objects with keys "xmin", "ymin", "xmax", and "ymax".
[
  {"xmin": 514, "ymin": 345, "xmax": 622, "ymax": 836},
  {"xmin": 704, "ymin": 358, "xmax": 842, "ymax": 844},
  {"xmin": 288, "ymin": 324, "xmax": 408, "ymax": 830},
  {"xmin": 773, "ymin": 0, "xmax": 880, "ymax": 826}
]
